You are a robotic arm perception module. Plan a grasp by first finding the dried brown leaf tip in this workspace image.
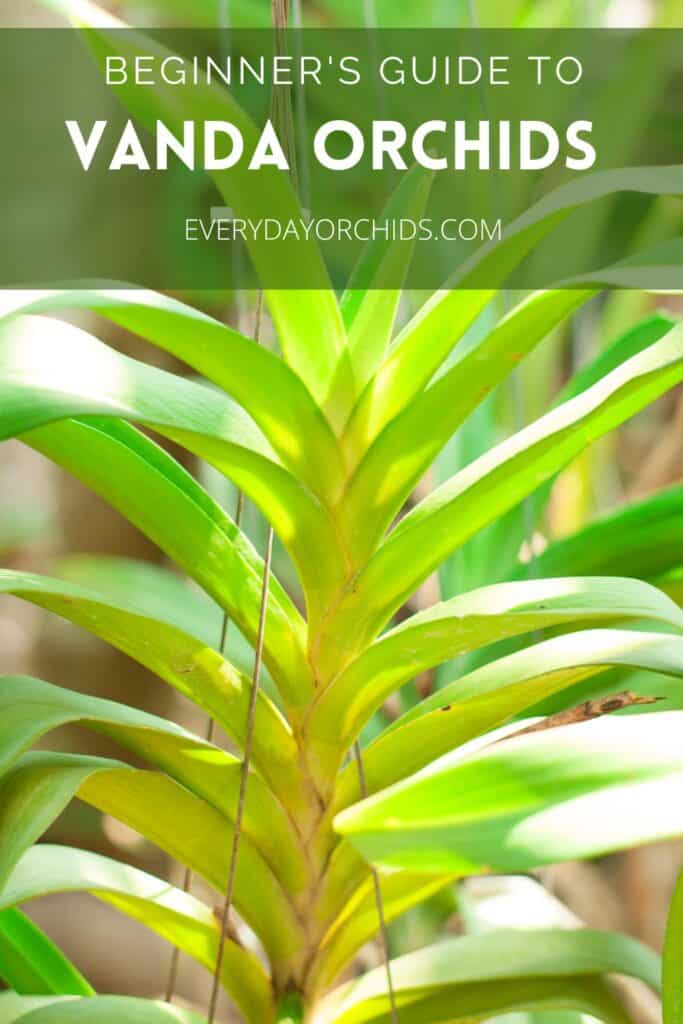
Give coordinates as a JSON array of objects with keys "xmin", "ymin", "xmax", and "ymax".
[{"xmin": 503, "ymin": 691, "xmax": 664, "ymax": 742}]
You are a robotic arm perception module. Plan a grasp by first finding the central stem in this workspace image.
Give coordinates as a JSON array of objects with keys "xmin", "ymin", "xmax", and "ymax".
[{"xmin": 276, "ymin": 992, "xmax": 305, "ymax": 1023}]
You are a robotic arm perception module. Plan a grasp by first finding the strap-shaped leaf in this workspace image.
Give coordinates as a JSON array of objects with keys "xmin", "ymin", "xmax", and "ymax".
[
  {"xmin": 0, "ymin": 574, "xmax": 304, "ymax": 802},
  {"xmin": 336, "ymin": 711, "xmax": 683, "ymax": 875},
  {"xmin": 0, "ymin": 290, "xmax": 344, "ymax": 506},
  {"xmin": 0, "ymin": 674, "xmax": 307, "ymax": 873},
  {"xmin": 664, "ymin": 866, "xmax": 683, "ymax": 1024},
  {"xmin": 24, "ymin": 417, "xmax": 310, "ymax": 699},
  {"xmin": 0, "ymin": 994, "xmax": 66, "ymax": 1022},
  {"xmin": 319, "ymin": 322, "xmax": 683, "ymax": 671},
  {"xmin": 54, "ymin": 556, "xmax": 259, "ymax": 676},
  {"xmin": 343, "ymin": 292, "xmax": 679, "ymax": 563},
  {"xmin": 341, "ymin": 288, "xmax": 592, "ymax": 549},
  {"xmin": 522, "ymin": 484, "xmax": 683, "ymax": 581},
  {"xmin": 339, "ymin": 629, "xmax": 683, "ymax": 804},
  {"xmin": 565, "ymin": 313, "xmax": 680, "ymax": 404},
  {"xmin": 342, "ymin": 287, "xmax": 495, "ymax": 457},
  {"xmin": 567, "ymin": 239, "xmax": 683, "ymax": 292},
  {"xmin": 0, "ymin": 753, "xmax": 303, "ymax": 965},
  {"xmin": 0, "ymin": 910, "xmax": 92, "ymax": 998},
  {"xmin": 344, "ymin": 165, "xmax": 683, "ymax": 455},
  {"xmin": 47, "ymin": 0, "xmax": 351, "ymax": 419},
  {"xmin": 308, "ymin": 870, "xmax": 454, "ymax": 995},
  {"xmin": 501, "ymin": 313, "xmax": 680, "ymax": 557},
  {"xmin": 0, "ymin": 315, "xmax": 346, "ymax": 618},
  {"xmin": 442, "ymin": 312, "xmax": 678, "ymax": 599},
  {"xmin": 309, "ymin": 577, "xmax": 683, "ymax": 755},
  {"xmin": 457, "ymin": 874, "xmax": 635, "ymax": 1024},
  {"xmin": 0, "ymin": 315, "xmax": 271, "ymax": 459},
  {"xmin": 4, "ymin": 995, "xmax": 208, "ymax": 1023},
  {"xmin": 455, "ymin": 877, "xmax": 598, "ymax": 1024},
  {"xmin": 0, "ymin": 847, "xmax": 272, "ymax": 1024},
  {"xmin": 341, "ymin": 165, "xmax": 434, "ymax": 393},
  {"xmin": 313, "ymin": 928, "xmax": 659, "ymax": 1024}
]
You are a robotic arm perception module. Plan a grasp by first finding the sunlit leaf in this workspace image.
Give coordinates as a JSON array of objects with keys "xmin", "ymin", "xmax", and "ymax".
[
  {"xmin": 0, "ymin": 314, "xmax": 344, "ymax": 622},
  {"xmin": 336, "ymin": 628, "xmax": 683, "ymax": 803},
  {"xmin": 0, "ymin": 572, "xmax": 304, "ymax": 801},
  {"xmin": 0, "ymin": 289, "xmax": 345, "ymax": 505},
  {"xmin": 0, "ymin": 752, "xmax": 304, "ymax": 965},
  {"xmin": 0, "ymin": 846, "xmax": 272, "ymax": 1023},
  {"xmin": 341, "ymin": 165, "xmax": 434, "ymax": 392},
  {"xmin": 313, "ymin": 928, "xmax": 659, "ymax": 1024},
  {"xmin": 7, "ymin": 995, "xmax": 209, "ymax": 1023},
  {"xmin": 42, "ymin": 0, "xmax": 352, "ymax": 419},
  {"xmin": 337, "ymin": 712, "xmax": 683, "ymax": 874},
  {"xmin": 664, "ymin": 865, "xmax": 683, "ymax": 1024},
  {"xmin": 345, "ymin": 166, "xmax": 683, "ymax": 456},
  {"xmin": 310, "ymin": 577, "xmax": 683, "ymax": 760},
  {"xmin": 319, "ymin": 324, "xmax": 683, "ymax": 673},
  {"xmin": 0, "ymin": 673, "xmax": 306, "ymax": 871},
  {"xmin": 24, "ymin": 417, "xmax": 309, "ymax": 697}
]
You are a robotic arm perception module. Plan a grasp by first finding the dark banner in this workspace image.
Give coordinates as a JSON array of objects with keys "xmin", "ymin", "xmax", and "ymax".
[{"xmin": 2, "ymin": 27, "xmax": 682, "ymax": 289}]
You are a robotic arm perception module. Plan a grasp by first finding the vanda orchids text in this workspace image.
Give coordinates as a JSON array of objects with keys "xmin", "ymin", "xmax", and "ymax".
[{"xmin": 66, "ymin": 118, "xmax": 596, "ymax": 173}]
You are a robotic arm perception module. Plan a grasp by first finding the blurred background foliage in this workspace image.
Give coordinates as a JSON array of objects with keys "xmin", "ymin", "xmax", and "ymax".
[{"xmin": 0, "ymin": 0, "xmax": 682, "ymax": 1019}]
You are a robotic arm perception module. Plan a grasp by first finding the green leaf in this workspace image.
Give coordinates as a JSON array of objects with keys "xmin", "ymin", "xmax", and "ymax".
[
  {"xmin": 275, "ymin": 994, "xmax": 305, "ymax": 1024},
  {"xmin": 0, "ymin": 994, "xmax": 64, "ymax": 1023},
  {"xmin": 565, "ymin": 239, "xmax": 683, "ymax": 293},
  {"xmin": 341, "ymin": 165, "xmax": 434, "ymax": 393},
  {"xmin": 502, "ymin": 313, "xmax": 681, "ymax": 555},
  {"xmin": 0, "ymin": 674, "xmax": 307, "ymax": 878},
  {"xmin": 309, "ymin": 576, "xmax": 683, "ymax": 757},
  {"xmin": 0, "ymin": 752, "xmax": 304, "ymax": 966},
  {"xmin": 344, "ymin": 165, "xmax": 683, "ymax": 456},
  {"xmin": 342, "ymin": 287, "xmax": 495, "ymax": 459},
  {"xmin": 340, "ymin": 288, "xmax": 593, "ymax": 558},
  {"xmin": 8, "ymin": 995, "xmax": 208, "ymax": 1023},
  {"xmin": 664, "ymin": 866, "xmax": 683, "ymax": 1024},
  {"xmin": 0, "ymin": 910, "xmax": 92, "ymax": 998},
  {"xmin": 44, "ymin": 0, "xmax": 352, "ymax": 420},
  {"xmin": 313, "ymin": 929, "xmax": 659, "ymax": 1024},
  {"xmin": 0, "ymin": 570, "xmax": 305, "ymax": 805},
  {"xmin": 0, "ymin": 315, "xmax": 345, "ymax": 619},
  {"xmin": 336, "ymin": 711, "xmax": 683, "ymax": 874},
  {"xmin": 562, "ymin": 313, "xmax": 679, "ymax": 403},
  {"xmin": 343, "ymin": 298, "xmax": 681, "ymax": 566},
  {"xmin": 522, "ymin": 484, "xmax": 683, "ymax": 581},
  {"xmin": 54, "ymin": 556, "xmax": 259, "ymax": 676},
  {"xmin": 23, "ymin": 417, "xmax": 310, "ymax": 701},
  {"xmin": 431, "ymin": 316, "xmax": 507, "ymax": 605},
  {"xmin": 457, "ymin": 875, "xmax": 639, "ymax": 1024},
  {"xmin": 345, "ymin": 628, "xmax": 683, "ymax": 802},
  {"xmin": 0, "ymin": 289, "xmax": 345, "ymax": 506},
  {"xmin": 0, "ymin": 846, "xmax": 272, "ymax": 1024},
  {"xmin": 308, "ymin": 870, "xmax": 455, "ymax": 995},
  {"xmin": 458, "ymin": 165, "xmax": 683, "ymax": 295},
  {"xmin": 0, "ymin": 315, "xmax": 269, "ymax": 459},
  {"xmin": 319, "ymin": 323, "xmax": 683, "ymax": 672}
]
